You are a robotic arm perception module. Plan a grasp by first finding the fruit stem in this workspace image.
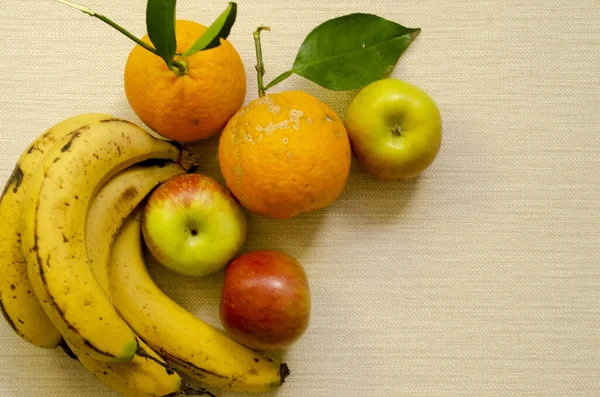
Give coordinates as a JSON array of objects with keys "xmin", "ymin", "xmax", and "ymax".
[
  {"xmin": 253, "ymin": 26, "xmax": 271, "ymax": 98},
  {"xmin": 55, "ymin": 0, "xmax": 159, "ymax": 55},
  {"xmin": 170, "ymin": 59, "xmax": 189, "ymax": 76},
  {"xmin": 55, "ymin": 0, "xmax": 188, "ymax": 76},
  {"xmin": 391, "ymin": 125, "xmax": 402, "ymax": 136}
]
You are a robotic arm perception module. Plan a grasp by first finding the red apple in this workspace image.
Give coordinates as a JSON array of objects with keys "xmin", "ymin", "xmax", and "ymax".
[{"xmin": 220, "ymin": 250, "xmax": 311, "ymax": 351}]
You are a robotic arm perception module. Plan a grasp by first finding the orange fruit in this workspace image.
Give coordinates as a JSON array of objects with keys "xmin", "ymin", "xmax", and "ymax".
[
  {"xmin": 124, "ymin": 20, "xmax": 246, "ymax": 142},
  {"xmin": 219, "ymin": 91, "xmax": 352, "ymax": 219}
]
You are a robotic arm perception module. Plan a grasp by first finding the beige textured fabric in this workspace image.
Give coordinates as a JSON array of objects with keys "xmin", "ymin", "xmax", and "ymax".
[{"xmin": 1, "ymin": 0, "xmax": 600, "ymax": 396}]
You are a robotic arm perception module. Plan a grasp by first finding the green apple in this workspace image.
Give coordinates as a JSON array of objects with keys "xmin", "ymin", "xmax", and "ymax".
[
  {"xmin": 344, "ymin": 78, "xmax": 442, "ymax": 180},
  {"xmin": 142, "ymin": 174, "xmax": 246, "ymax": 277}
]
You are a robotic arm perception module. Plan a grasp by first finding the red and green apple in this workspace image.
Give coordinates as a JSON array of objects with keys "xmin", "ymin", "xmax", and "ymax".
[
  {"xmin": 142, "ymin": 173, "xmax": 247, "ymax": 277},
  {"xmin": 220, "ymin": 250, "xmax": 311, "ymax": 351}
]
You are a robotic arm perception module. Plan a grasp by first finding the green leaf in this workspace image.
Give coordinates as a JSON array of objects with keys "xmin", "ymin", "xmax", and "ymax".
[
  {"xmin": 291, "ymin": 13, "xmax": 420, "ymax": 91},
  {"xmin": 146, "ymin": 0, "xmax": 177, "ymax": 67},
  {"xmin": 183, "ymin": 2, "xmax": 237, "ymax": 57}
]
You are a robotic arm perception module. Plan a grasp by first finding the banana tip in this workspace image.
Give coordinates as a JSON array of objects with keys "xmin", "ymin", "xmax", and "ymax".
[{"xmin": 280, "ymin": 363, "xmax": 290, "ymax": 383}]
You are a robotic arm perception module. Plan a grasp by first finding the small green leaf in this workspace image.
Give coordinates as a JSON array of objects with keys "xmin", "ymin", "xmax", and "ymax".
[
  {"xmin": 183, "ymin": 2, "xmax": 237, "ymax": 57},
  {"xmin": 146, "ymin": 0, "xmax": 177, "ymax": 67},
  {"xmin": 291, "ymin": 13, "xmax": 420, "ymax": 91}
]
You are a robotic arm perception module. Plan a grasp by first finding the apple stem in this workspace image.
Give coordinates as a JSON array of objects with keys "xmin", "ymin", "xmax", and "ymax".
[{"xmin": 253, "ymin": 26, "xmax": 271, "ymax": 98}]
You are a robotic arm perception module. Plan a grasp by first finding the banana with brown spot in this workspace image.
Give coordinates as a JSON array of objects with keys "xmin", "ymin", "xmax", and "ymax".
[
  {"xmin": 86, "ymin": 160, "xmax": 185, "ymax": 294},
  {"xmin": 64, "ymin": 338, "xmax": 189, "ymax": 397},
  {"xmin": 0, "ymin": 113, "xmax": 113, "ymax": 348},
  {"xmin": 77, "ymin": 160, "xmax": 212, "ymax": 397},
  {"xmin": 21, "ymin": 118, "xmax": 181, "ymax": 362}
]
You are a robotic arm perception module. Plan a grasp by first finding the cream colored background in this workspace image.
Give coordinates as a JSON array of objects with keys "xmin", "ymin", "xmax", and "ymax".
[{"xmin": 1, "ymin": 0, "xmax": 599, "ymax": 396}]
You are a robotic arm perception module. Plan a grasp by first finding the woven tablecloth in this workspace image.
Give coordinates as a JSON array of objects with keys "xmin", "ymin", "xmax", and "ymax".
[{"xmin": 1, "ymin": 0, "xmax": 599, "ymax": 396}]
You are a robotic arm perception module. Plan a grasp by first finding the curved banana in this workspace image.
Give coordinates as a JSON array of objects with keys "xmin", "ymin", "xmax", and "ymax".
[
  {"xmin": 87, "ymin": 161, "xmax": 185, "ymax": 294},
  {"xmin": 21, "ymin": 118, "xmax": 182, "ymax": 362},
  {"xmin": 66, "ymin": 339, "xmax": 184, "ymax": 397},
  {"xmin": 110, "ymin": 214, "xmax": 290, "ymax": 393},
  {"xmin": 78, "ymin": 160, "xmax": 204, "ymax": 397},
  {"xmin": 0, "ymin": 113, "xmax": 113, "ymax": 348}
]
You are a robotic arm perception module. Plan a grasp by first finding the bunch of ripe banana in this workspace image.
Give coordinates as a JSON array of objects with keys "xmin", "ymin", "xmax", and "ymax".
[{"xmin": 0, "ymin": 114, "xmax": 288, "ymax": 397}]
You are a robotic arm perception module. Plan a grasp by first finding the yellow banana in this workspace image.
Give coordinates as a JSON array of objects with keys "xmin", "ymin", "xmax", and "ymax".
[
  {"xmin": 110, "ymin": 214, "xmax": 290, "ymax": 393},
  {"xmin": 76, "ymin": 160, "xmax": 212, "ymax": 397},
  {"xmin": 65, "ymin": 339, "xmax": 186, "ymax": 397},
  {"xmin": 86, "ymin": 161, "xmax": 185, "ymax": 294},
  {"xmin": 21, "ymin": 118, "xmax": 182, "ymax": 362},
  {"xmin": 0, "ymin": 113, "xmax": 113, "ymax": 348}
]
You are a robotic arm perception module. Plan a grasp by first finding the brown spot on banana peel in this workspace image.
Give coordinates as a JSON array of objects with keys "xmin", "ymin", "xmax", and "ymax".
[
  {"xmin": 98, "ymin": 118, "xmax": 124, "ymax": 124},
  {"xmin": 157, "ymin": 351, "xmax": 223, "ymax": 380},
  {"xmin": 119, "ymin": 186, "xmax": 138, "ymax": 203},
  {"xmin": 60, "ymin": 131, "xmax": 82, "ymax": 153},
  {"xmin": 1, "ymin": 165, "xmax": 24, "ymax": 199},
  {"xmin": 159, "ymin": 350, "xmax": 289, "ymax": 387},
  {"xmin": 26, "ymin": 140, "xmax": 49, "ymax": 155}
]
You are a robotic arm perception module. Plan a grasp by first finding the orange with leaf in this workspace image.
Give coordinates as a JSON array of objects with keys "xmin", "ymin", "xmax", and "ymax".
[
  {"xmin": 124, "ymin": 20, "xmax": 246, "ymax": 142},
  {"xmin": 58, "ymin": 0, "xmax": 244, "ymax": 142},
  {"xmin": 219, "ymin": 18, "xmax": 421, "ymax": 218}
]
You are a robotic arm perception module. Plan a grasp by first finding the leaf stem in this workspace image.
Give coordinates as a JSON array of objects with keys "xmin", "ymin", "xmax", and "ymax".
[
  {"xmin": 253, "ymin": 26, "xmax": 270, "ymax": 98},
  {"xmin": 54, "ymin": 0, "xmax": 158, "ymax": 56}
]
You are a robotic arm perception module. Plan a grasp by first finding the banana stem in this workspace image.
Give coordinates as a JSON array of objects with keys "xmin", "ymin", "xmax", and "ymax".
[{"xmin": 253, "ymin": 26, "xmax": 271, "ymax": 98}]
